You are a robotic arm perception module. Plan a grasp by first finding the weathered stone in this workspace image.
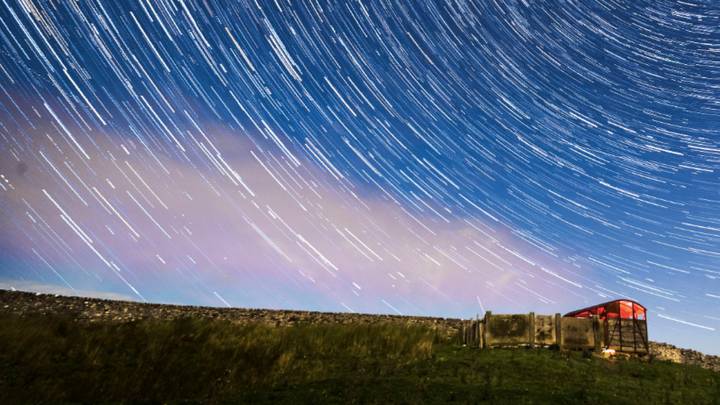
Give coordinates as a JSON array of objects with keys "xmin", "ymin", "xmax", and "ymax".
[
  {"xmin": 650, "ymin": 342, "xmax": 720, "ymax": 372},
  {"xmin": 0, "ymin": 289, "xmax": 463, "ymax": 339}
]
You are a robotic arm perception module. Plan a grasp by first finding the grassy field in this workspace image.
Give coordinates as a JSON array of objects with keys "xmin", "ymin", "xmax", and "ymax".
[{"xmin": 0, "ymin": 313, "xmax": 718, "ymax": 404}]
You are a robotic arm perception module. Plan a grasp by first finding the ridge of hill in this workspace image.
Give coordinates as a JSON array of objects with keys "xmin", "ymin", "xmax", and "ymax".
[
  {"xmin": 0, "ymin": 288, "xmax": 718, "ymax": 372},
  {"xmin": 0, "ymin": 288, "xmax": 462, "ymax": 336},
  {"xmin": 1, "ymin": 288, "xmax": 719, "ymax": 403}
]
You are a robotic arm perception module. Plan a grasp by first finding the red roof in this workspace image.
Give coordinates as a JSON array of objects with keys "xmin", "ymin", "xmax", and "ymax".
[{"xmin": 564, "ymin": 299, "xmax": 646, "ymax": 320}]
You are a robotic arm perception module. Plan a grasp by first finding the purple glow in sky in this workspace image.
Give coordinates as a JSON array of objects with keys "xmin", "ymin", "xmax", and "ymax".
[{"xmin": 1, "ymin": 0, "xmax": 719, "ymax": 354}]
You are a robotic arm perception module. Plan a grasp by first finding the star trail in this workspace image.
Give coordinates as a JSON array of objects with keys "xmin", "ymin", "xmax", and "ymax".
[{"xmin": 0, "ymin": 0, "xmax": 719, "ymax": 353}]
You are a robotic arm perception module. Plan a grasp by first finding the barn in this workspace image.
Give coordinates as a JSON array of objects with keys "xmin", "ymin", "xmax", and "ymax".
[{"xmin": 564, "ymin": 299, "xmax": 649, "ymax": 354}]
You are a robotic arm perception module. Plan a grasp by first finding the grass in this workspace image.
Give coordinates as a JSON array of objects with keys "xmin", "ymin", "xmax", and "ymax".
[{"xmin": 0, "ymin": 313, "xmax": 718, "ymax": 404}]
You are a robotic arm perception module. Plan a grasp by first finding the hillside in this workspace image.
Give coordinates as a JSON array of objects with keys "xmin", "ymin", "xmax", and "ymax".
[{"xmin": 1, "ymin": 289, "xmax": 718, "ymax": 403}]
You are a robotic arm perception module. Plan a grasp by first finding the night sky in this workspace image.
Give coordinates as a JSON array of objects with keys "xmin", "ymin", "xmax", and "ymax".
[{"xmin": 1, "ymin": 0, "xmax": 719, "ymax": 354}]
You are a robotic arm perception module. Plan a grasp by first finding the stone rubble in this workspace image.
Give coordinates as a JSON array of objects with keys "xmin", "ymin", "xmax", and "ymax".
[
  {"xmin": 0, "ymin": 289, "xmax": 462, "ymax": 338},
  {"xmin": 649, "ymin": 342, "xmax": 720, "ymax": 372}
]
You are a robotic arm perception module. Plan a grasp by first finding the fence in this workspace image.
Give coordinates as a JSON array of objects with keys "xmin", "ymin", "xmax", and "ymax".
[{"xmin": 461, "ymin": 311, "xmax": 648, "ymax": 354}]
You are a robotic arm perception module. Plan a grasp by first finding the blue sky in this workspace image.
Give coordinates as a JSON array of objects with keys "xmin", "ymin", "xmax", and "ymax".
[{"xmin": 0, "ymin": 0, "xmax": 719, "ymax": 354}]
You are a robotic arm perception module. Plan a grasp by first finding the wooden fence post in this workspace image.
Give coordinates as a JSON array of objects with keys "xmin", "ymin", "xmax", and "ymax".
[
  {"xmin": 470, "ymin": 319, "xmax": 475, "ymax": 346},
  {"xmin": 555, "ymin": 313, "xmax": 562, "ymax": 349},
  {"xmin": 479, "ymin": 318, "xmax": 484, "ymax": 349},
  {"xmin": 466, "ymin": 320, "xmax": 470, "ymax": 345},
  {"xmin": 483, "ymin": 311, "xmax": 491, "ymax": 349},
  {"xmin": 529, "ymin": 312, "xmax": 535, "ymax": 348},
  {"xmin": 593, "ymin": 315, "xmax": 602, "ymax": 352}
]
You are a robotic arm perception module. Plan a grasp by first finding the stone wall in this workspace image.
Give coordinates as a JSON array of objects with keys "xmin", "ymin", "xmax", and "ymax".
[
  {"xmin": 0, "ymin": 289, "xmax": 463, "ymax": 339},
  {"xmin": 650, "ymin": 342, "xmax": 720, "ymax": 372}
]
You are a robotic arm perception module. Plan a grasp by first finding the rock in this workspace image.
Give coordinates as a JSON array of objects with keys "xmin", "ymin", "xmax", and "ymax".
[
  {"xmin": 650, "ymin": 342, "xmax": 720, "ymax": 372},
  {"xmin": 0, "ymin": 289, "xmax": 463, "ymax": 337}
]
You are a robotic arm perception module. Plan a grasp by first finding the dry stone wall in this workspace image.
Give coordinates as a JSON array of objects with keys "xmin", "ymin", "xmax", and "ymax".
[
  {"xmin": 0, "ymin": 289, "xmax": 462, "ymax": 338},
  {"xmin": 650, "ymin": 342, "xmax": 720, "ymax": 372}
]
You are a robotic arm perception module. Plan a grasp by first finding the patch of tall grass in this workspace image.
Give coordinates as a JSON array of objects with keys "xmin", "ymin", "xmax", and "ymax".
[
  {"xmin": 1, "ymin": 312, "xmax": 718, "ymax": 403},
  {"xmin": 0, "ymin": 313, "xmax": 440, "ymax": 402}
]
